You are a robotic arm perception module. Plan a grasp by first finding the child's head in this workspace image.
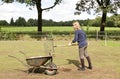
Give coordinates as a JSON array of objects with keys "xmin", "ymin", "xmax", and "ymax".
[{"xmin": 72, "ymin": 21, "xmax": 81, "ymax": 30}]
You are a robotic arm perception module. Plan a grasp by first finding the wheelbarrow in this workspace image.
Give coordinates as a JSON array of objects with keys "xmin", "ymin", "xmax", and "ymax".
[
  {"xmin": 8, "ymin": 36, "xmax": 58, "ymax": 75},
  {"xmin": 26, "ymin": 55, "xmax": 57, "ymax": 75},
  {"xmin": 8, "ymin": 51, "xmax": 57, "ymax": 75}
]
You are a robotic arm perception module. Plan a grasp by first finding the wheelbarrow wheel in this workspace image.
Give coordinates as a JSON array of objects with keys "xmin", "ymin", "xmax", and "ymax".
[{"xmin": 44, "ymin": 62, "xmax": 57, "ymax": 75}]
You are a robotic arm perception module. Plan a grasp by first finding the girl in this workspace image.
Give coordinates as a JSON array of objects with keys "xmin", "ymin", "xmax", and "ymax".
[{"xmin": 69, "ymin": 21, "xmax": 92, "ymax": 71}]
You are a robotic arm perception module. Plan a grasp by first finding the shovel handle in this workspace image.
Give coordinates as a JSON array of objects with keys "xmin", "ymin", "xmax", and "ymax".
[{"xmin": 54, "ymin": 43, "xmax": 78, "ymax": 47}]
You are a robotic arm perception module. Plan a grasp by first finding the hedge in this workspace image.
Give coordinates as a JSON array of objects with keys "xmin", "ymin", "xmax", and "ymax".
[{"xmin": 0, "ymin": 30, "xmax": 120, "ymax": 40}]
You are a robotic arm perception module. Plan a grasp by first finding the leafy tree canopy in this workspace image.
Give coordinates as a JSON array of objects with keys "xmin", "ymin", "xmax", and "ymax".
[
  {"xmin": 75, "ymin": 0, "xmax": 120, "ymax": 32},
  {"xmin": 75, "ymin": 0, "xmax": 120, "ymax": 15}
]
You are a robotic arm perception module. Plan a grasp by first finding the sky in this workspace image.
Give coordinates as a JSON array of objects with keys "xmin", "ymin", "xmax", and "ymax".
[{"xmin": 0, "ymin": 0, "xmax": 119, "ymax": 23}]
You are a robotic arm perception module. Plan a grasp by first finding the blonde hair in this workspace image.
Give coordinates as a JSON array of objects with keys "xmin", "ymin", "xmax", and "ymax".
[
  {"xmin": 72, "ymin": 20, "xmax": 80, "ymax": 30},
  {"xmin": 72, "ymin": 20, "xmax": 79, "ymax": 24}
]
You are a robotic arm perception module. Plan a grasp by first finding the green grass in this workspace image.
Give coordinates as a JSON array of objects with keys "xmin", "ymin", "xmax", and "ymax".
[
  {"xmin": 0, "ymin": 26, "xmax": 73, "ymax": 32},
  {"xmin": 106, "ymin": 40, "xmax": 120, "ymax": 46},
  {"xmin": 0, "ymin": 26, "xmax": 120, "ymax": 32},
  {"xmin": 83, "ymin": 26, "xmax": 120, "ymax": 31},
  {"xmin": 0, "ymin": 26, "xmax": 120, "ymax": 79},
  {"xmin": 1, "ymin": 26, "xmax": 37, "ymax": 32}
]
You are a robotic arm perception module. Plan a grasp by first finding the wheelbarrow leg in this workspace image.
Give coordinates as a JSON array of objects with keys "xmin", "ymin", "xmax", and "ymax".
[
  {"xmin": 28, "ymin": 67, "xmax": 39, "ymax": 74},
  {"xmin": 50, "ymin": 57, "xmax": 53, "ymax": 64}
]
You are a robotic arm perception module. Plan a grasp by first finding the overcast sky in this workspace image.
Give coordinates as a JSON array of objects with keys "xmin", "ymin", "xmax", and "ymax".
[{"xmin": 0, "ymin": 0, "xmax": 119, "ymax": 23}]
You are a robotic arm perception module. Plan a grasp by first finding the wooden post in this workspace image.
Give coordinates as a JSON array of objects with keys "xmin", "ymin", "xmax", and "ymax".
[
  {"xmin": 105, "ymin": 32, "xmax": 107, "ymax": 46},
  {"xmin": 96, "ymin": 30, "xmax": 98, "ymax": 41}
]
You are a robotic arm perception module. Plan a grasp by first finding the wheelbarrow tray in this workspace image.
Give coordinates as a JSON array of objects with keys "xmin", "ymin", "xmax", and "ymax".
[{"xmin": 26, "ymin": 56, "xmax": 52, "ymax": 67}]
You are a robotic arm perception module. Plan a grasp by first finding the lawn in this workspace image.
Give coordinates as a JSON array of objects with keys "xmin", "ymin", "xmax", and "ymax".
[
  {"xmin": 0, "ymin": 39, "xmax": 120, "ymax": 79},
  {"xmin": 0, "ymin": 26, "xmax": 120, "ymax": 32}
]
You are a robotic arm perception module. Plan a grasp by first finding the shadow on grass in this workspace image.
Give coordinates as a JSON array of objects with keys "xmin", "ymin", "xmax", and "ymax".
[
  {"xmin": 66, "ymin": 59, "xmax": 80, "ymax": 68},
  {"xmin": 28, "ymin": 67, "xmax": 45, "ymax": 73},
  {"xmin": 15, "ymin": 67, "xmax": 45, "ymax": 74}
]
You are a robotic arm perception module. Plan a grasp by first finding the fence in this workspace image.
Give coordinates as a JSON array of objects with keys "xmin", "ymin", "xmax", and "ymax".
[{"xmin": 0, "ymin": 31, "xmax": 120, "ymax": 41}]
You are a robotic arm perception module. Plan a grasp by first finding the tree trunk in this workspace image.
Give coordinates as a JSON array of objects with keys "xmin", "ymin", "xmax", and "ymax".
[
  {"xmin": 37, "ymin": 10, "xmax": 42, "ymax": 32},
  {"xmin": 100, "ymin": 11, "xmax": 107, "ymax": 32},
  {"xmin": 36, "ymin": 0, "xmax": 42, "ymax": 32}
]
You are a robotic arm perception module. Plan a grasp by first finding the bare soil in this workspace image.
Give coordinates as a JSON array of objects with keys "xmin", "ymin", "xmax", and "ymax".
[
  {"xmin": 0, "ymin": 40, "xmax": 120, "ymax": 79},
  {"xmin": 0, "ymin": 64, "xmax": 120, "ymax": 79}
]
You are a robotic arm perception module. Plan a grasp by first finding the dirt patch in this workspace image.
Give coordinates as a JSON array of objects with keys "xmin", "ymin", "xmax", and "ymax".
[
  {"xmin": 0, "ymin": 65, "xmax": 119, "ymax": 79},
  {"xmin": 59, "ymin": 67, "xmax": 72, "ymax": 72},
  {"xmin": 0, "ymin": 40, "xmax": 120, "ymax": 79}
]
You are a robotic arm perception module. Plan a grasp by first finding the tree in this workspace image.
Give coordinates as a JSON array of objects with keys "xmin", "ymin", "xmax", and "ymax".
[
  {"xmin": 27, "ymin": 18, "xmax": 37, "ymax": 26},
  {"xmin": 111, "ymin": 14, "xmax": 120, "ymax": 27},
  {"xmin": 106, "ymin": 17, "xmax": 115, "ymax": 27},
  {"xmin": 1, "ymin": 0, "xmax": 62, "ymax": 32},
  {"xmin": 15, "ymin": 17, "xmax": 26, "ymax": 26},
  {"xmin": 91, "ymin": 17, "xmax": 101, "ymax": 27},
  {"xmin": 10, "ymin": 18, "xmax": 14, "ymax": 26},
  {"xmin": 0, "ymin": 20, "xmax": 8, "ymax": 26},
  {"xmin": 0, "ymin": 20, "xmax": 9, "ymax": 26},
  {"xmin": 75, "ymin": 0, "xmax": 120, "ymax": 32}
]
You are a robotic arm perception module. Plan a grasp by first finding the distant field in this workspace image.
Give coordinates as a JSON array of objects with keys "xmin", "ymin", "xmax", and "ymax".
[{"xmin": 0, "ymin": 26, "xmax": 120, "ymax": 32}]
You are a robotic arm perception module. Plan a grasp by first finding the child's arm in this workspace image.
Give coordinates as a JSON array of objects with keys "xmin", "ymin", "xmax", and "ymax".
[{"xmin": 72, "ymin": 31, "xmax": 78, "ymax": 43}]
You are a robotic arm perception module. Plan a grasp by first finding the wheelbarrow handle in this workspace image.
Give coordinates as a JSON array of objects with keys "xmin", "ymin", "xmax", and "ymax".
[
  {"xmin": 19, "ymin": 51, "xmax": 27, "ymax": 59},
  {"xmin": 8, "ymin": 55, "xmax": 16, "ymax": 58},
  {"xmin": 8, "ymin": 55, "xmax": 29, "ymax": 68}
]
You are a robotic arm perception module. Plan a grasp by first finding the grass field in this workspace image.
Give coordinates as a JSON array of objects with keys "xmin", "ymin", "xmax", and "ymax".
[
  {"xmin": 0, "ymin": 39, "xmax": 120, "ymax": 79},
  {"xmin": 0, "ymin": 26, "xmax": 120, "ymax": 79},
  {"xmin": 1, "ymin": 26, "xmax": 120, "ymax": 32}
]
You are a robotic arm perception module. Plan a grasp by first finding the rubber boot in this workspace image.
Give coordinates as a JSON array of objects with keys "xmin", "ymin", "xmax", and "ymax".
[
  {"xmin": 86, "ymin": 56, "xmax": 92, "ymax": 69},
  {"xmin": 78, "ymin": 59, "xmax": 85, "ymax": 71}
]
